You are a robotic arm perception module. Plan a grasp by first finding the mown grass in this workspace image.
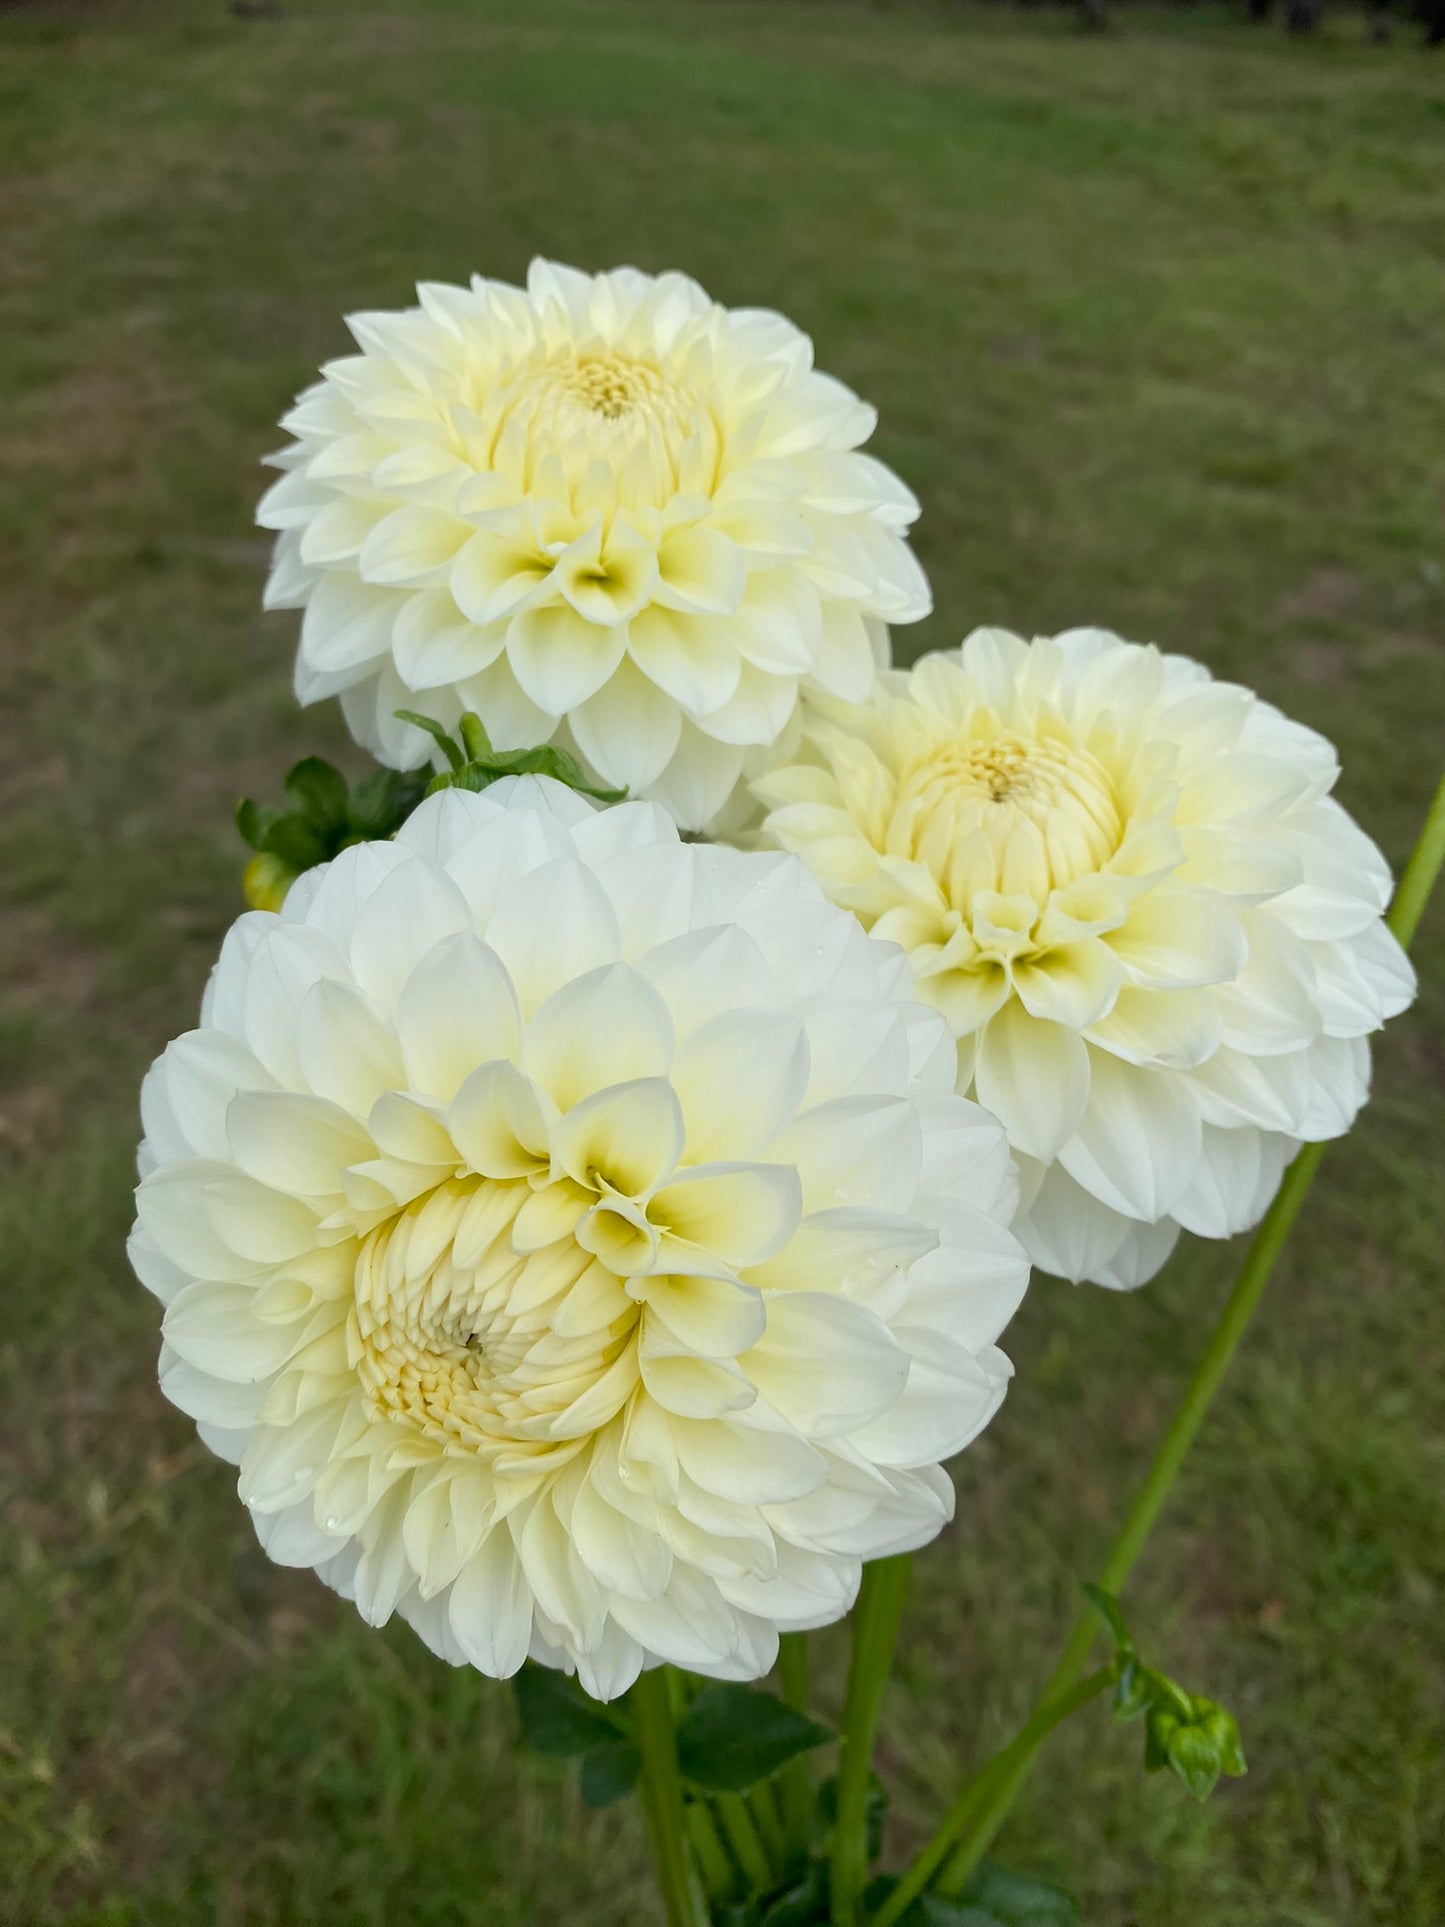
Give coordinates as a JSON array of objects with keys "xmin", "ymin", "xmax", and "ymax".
[{"xmin": 1, "ymin": 1, "xmax": 1442, "ymax": 1921}]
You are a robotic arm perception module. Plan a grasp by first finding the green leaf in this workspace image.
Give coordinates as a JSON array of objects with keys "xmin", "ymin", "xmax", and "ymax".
[
  {"xmin": 347, "ymin": 766, "xmax": 424, "ymax": 839},
  {"xmin": 579, "ymin": 1740, "xmax": 639, "ymax": 1808},
  {"xmin": 458, "ymin": 713, "xmax": 493, "ymax": 761},
  {"xmin": 871, "ymin": 1863, "xmax": 1079, "ymax": 1927},
  {"xmin": 675, "ymin": 1684, "xmax": 834, "ymax": 1793},
  {"xmin": 517, "ymin": 741, "xmax": 627, "ymax": 802},
  {"xmin": 395, "ymin": 708, "xmax": 465, "ymax": 770},
  {"xmin": 1111, "ymin": 1655, "xmax": 1155, "ymax": 1723},
  {"xmin": 1082, "ymin": 1582, "xmax": 1134, "ymax": 1655},
  {"xmin": 956, "ymin": 1858, "xmax": 1081, "ymax": 1925},
  {"xmin": 760, "ymin": 1865, "xmax": 828, "ymax": 1925},
  {"xmin": 511, "ymin": 1664, "xmax": 621, "ymax": 1758},
  {"xmin": 258, "ymin": 815, "xmax": 329, "ymax": 872},
  {"xmin": 283, "ymin": 755, "xmax": 349, "ymax": 833}
]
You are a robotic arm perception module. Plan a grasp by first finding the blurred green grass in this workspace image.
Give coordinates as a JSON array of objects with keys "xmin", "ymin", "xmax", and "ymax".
[{"xmin": 1, "ymin": 0, "xmax": 1442, "ymax": 1920}]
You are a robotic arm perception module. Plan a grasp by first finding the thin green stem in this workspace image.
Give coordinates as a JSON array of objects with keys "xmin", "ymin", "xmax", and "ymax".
[
  {"xmin": 869, "ymin": 1672, "xmax": 1112, "ymax": 1927},
  {"xmin": 777, "ymin": 1632, "xmax": 815, "ymax": 1865},
  {"xmin": 749, "ymin": 1777, "xmax": 786, "ymax": 1870},
  {"xmin": 1388, "ymin": 772, "xmax": 1445, "ymax": 950},
  {"xmin": 905, "ymin": 769, "xmax": 1445, "ymax": 1908},
  {"xmin": 633, "ymin": 1669, "xmax": 708, "ymax": 1927},
  {"xmin": 830, "ymin": 1554, "xmax": 913, "ymax": 1926},
  {"xmin": 716, "ymin": 1790, "xmax": 775, "ymax": 1892}
]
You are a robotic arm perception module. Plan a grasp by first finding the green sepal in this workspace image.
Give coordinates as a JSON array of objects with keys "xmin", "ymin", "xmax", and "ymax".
[
  {"xmin": 1143, "ymin": 1691, "xmax": 1246, "ymax": 1801},
  {"xmin": 674, "ymin": 1683, "xmax": 834, "ymax": 1794},
  {"xmin": 1201, "ymin": 1700, "xmax": 1248, "ymax": 1778}
]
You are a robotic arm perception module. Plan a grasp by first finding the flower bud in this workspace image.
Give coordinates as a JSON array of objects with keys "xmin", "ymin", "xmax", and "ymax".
[{"xmin": 242, "ymin": 850, "xmax": 297, "ymax": 913}]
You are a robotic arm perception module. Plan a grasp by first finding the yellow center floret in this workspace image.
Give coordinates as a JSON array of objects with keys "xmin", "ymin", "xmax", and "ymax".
[
  {"xmin": 486, "ymin": 348, "xmax": 702, "ymax": 489},
  {"xmin": 350, "ymin": 1175, "xmax": 638, "ymax": 1460},
  {"xmin": 891, "ymin": 726, "xmax": 1122, "ymax": 899}
]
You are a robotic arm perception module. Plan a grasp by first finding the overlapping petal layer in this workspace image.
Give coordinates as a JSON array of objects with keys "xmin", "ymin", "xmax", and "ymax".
[
  {"xmin": 755, "ymin": 627, "xmax": 1415, "ymax": 1288},
  {"xmin": 131, "ymin": 777, "xmax": 1026, "ymax": 1696},
  {"xmin": 258, "ymin": 260, "xmax": 930, "ymax": 828}
]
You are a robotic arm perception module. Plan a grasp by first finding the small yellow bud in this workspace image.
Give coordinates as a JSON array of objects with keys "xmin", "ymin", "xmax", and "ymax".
[{"xmin": 243, "ymin": 851, "xmax": 297, "ymax": 913}]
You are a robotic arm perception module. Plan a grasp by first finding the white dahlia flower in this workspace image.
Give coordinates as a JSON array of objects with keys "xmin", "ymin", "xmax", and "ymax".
[
  {"xmin": 755, "ymin": 627, "xmax": 1415, "ymax": 1290},
  {"xmin": 257, "ymin": 260, "xmax": 929, "ymax": 829},
  {"xmin": 130, "ymin": 777, "xmax": 1026, "ymax": 1697}
]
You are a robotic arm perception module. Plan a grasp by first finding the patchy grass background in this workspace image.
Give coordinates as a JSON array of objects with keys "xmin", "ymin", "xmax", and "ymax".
[{"xmin": 1, "ymin": 1, "xmax": 1442, "ymax": 1921}]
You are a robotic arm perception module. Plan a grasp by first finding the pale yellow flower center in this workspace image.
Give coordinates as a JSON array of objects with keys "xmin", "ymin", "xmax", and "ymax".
[
  {"xmin": 562, "ymin": 351, "xmax": 659, "ymax": 419},
  {"xmin": 350, "ymin": 1176, "xmax": 638, "ymax": 1460},
  {"xmin": 894, "ymin": 729, "xmax": 1121, "ymax": 896},
  {"xmin": 490, "ymin": 348, "xmax": 702, "ymax": 486}
]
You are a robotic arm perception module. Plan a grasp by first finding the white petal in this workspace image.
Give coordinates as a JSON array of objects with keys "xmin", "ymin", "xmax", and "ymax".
[
  {"xmin": 395, "ymin": 931, "xmax": 522, "ymax": 1101},
  {"xmin": 972, "ymin": 1002, "xmax": 1091, "ymax": 1165},
  {"xmin": 525, "ymin": 962, "xmax": 675, "ymax": 1110},
  {"xmin": 448, "ymin": 1529, "xmax": 535, "ymax": 1678},
  {"xmin": 570, "ymin": 655, "xmax": 684, "ymax": 790},
  {"xmin": 745, "ymin": 1293, "xmax": 907, "ymax": 1435},
  {"xmin": 483, "ymin": 857, "xmax": 622, "ymax": 1014},
  {"xmin": 506, "ymin": 602, "xmax": 628, "ymax": 714},
  {"xmin": 771, "ymin": 1094, "xmax": 922, "ymax": 1215},
  {"xmin": 651, "ymin": 1163, "xmax": 802, "ymax": 1268},
  {"xmin": 672, "ymin": 1008, "xmax": 810, "ymax": 1161},
  {"xmin": 1058, "ymin": 1050, "xmax": 1201, "ymax": 1223},
  {"xmin": 552, "ymin": 1078, "xmax": 685, "ymax": 1199}
]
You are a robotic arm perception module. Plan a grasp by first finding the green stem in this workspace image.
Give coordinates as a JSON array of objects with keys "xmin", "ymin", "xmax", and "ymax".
[
  {"xmin": 777, "ymin": 1632, "xmax": 815, "ymax": 1865},
  {"xmin": 831, "ymin": 1554, "xmax": 913, "ymax": 1925},
  {"xmin": 869, "ymin": 1672, "xmax": 1112, "ymax": 1927},
  {"xmin": 633, "ymin": 1669, "xmax": 708, "ymax": 1927},
  {"xmin": 749, "ymin": 1777, "xmax": 786, "ymax": 1870},
  {"xmin": 907, "ymin": 768, "xmax": 1445, "ymax": 1908},
  {"xmin": 716, "ymin": 1790, "xmax": 775, "ymax": 1892},
  {"xmin": 1388, "ymin": 772, "xmax": 1445, "ymax": 950},
  {"xmin": 686, "ymin": 1800, "xmax": 734, "ymax": 1902}
]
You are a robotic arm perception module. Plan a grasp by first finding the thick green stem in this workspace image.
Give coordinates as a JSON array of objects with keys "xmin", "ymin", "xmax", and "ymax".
[
  {"xmin": 633, "ymin": 1669, "xmax": 708, "ymax": 1927},
  {"xmin": 687, "ymin": 1801, "xmax": 734, "ymax": 1903},
  {"xmin": 869, "ymin": 1672, "xmax": 1112, "ymax": 1927},
  {"xmin": 903, "ymin": 770, "xmax": 1445, "ymax": 1908},
  {"xmin": 716, "ymin": 1790, "xmax": 775, "ymax": 1892},
  {"xmin": 777, "ymin": 1632, "xmax": 815, "ymax": 1865},
  {"xmin": 830, "ymin": 1554, "xmax": 912, "ymax": 1925}
]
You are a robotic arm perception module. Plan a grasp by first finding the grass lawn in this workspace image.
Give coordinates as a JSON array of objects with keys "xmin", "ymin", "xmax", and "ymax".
[{"xmin": 2, "ymin": 0, "xmax": 1442, "ymax": 1920}]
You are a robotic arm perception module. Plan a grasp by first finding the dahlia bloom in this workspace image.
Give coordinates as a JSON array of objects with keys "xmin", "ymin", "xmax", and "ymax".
[
  {"xmin": 755, "ymin": 627, "xmax": 1415, "ymax": 1289},
  {"xmin": 257, "ymin": 260, "xmax": 929, "ymax": 829},
  {"xmin": 130, "ymin": 778, "xmax": 1026, "ymax": 1697}
]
